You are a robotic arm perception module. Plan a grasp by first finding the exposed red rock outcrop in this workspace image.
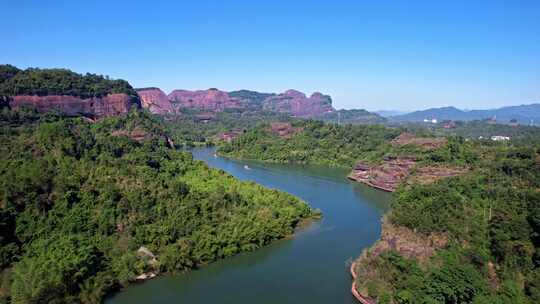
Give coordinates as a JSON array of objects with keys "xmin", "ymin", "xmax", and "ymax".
[
  {"xmin": 369, "ymin": 217, "xmax": 448, "ymax": 261},
  {"xmin": 168, "ymin": 88, "xmax": 241, "ymax": 111},
  {"xmin": 352, "ymin": 217, "xmax": 449, "ymax": 303},
  {"xmin": 214, "ymin": 130, "xmax": 243, "ymax": 142},
  {"xmin": 111, "ymin": 129, "xmax": 153, "ymax": 142},
  {"xmin": 350, "ymin": 262, "xmax": 377, "ymax": 304},
  {"xmin": 348, "ymin": 156, "xmax": 466, "ymax": 192},
  {"xmin": 348, "ymin": 157, "xmax": 417, "ymax": 192},
  {"xmin": 268, "ymin": 122, "xmax": 303, "ymax": 138},
  {"xmin": 411, "ymin": 166, "xmax": 468, "ymax": 184},
  {"xmin": 262, "ymin": 89, "xmax": 334, "ymax": 117},
  {"xmin": 136, "ymin": 88, "xmax": 173, "ymax": 115},
  {"xmin": 9, "ymin": 94, "xmax": 137, "ymax": 119},
  {"xmin": 111, "ymin": 128, "xmax": 175, "ymax": 148}
]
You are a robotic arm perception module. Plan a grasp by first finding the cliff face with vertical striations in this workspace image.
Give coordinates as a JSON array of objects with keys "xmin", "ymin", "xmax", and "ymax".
[
  {"xmin": 262, "ymin": 89, "xmax": 334, "ymax": 117},
  {"xmin": 9, "ymin": 93, "xmax": 138, "ymax": 119},
  {"xmin": 136, "ymin": 88, "xmax": 173, "ymax": 115},
  {"xmin": 168, "ymin": 88, "xmax": 242, "ymax": 111}
]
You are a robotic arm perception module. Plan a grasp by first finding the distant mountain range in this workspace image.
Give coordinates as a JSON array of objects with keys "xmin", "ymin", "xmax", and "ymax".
[
  {"xmin": 375, "ymin": 110, "xmax": 408, "ymax": 117},
  {"xmin": 390, "ymin": 104, "xmax": 540, "ymax": 124},
  {"xmin": 318, "ymin": 109, "xmax": 387, "ymax": 124},
  {"xmin": 136, "ymin": 87, "xmax": 385, "ymax": 123}
]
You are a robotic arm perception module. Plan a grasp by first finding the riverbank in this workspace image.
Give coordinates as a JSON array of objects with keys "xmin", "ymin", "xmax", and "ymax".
[
  {"xmin": 107, "ymin": 147, "xmax": 390, "ymax": 304},
  {"xmin": 350, "ymin": 217, "xmax": 448, "ymax": 303},
  {"xmin": 350, "ymin": 262, "xmax": 376, "ymax": 304}
]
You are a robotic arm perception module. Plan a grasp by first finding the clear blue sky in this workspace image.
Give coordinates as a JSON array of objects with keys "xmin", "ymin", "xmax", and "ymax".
[{"xmin": 2, "ymin": 0, "xmax": 539, "ymax": 111}]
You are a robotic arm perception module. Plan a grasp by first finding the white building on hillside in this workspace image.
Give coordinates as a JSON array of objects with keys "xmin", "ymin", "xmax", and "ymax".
[{"xmin": 491, "ymin": 135, "xmax": 510, "ymax": 141}]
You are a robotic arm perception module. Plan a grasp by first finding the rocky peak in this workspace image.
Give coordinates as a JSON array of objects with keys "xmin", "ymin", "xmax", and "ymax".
[
  {"xmin": 168, "ymin": 88, "xmax": 241, "ymax": 111},
  {"xmin": 310, "ymin": 92, "xmax": 325, "ymax": 99},
  {"xmin": 136, "ymin": 88, "xmax": 173, "ymax": 115},
  {"xmin": 283, "ymin": 89, "xmax": 307, "ymax": 99},
  {"xmin": 262, "ymin": 89, "xmax": 335, "ymax": 117}
]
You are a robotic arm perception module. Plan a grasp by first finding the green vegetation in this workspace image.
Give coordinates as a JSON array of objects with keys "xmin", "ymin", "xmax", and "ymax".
[
  {"xmin": 228, "ymin": 90, "xmax": 274, "ymax": 111},
  {"xmin": 218, "ymin": 120, "xmax": 400, "ymax": 167},
  {"xmin": 369, "ymin": 144, "xmax": 540, "ymax": 303},
  {"xmin": 218, "ymin": 120, "xmax": 477, "ymax": 168},
  {"xmin": 435, "ymin": 120, "xmax": 540, "ymax": 145},
  {"xmin": 219, "ymin": 118, "xmax": 540, "ymax": 303},
  {"xmin": 0, "ymin": 109, "xmax": 313, "ymax": 303},
  {"xmin": 165, "ymin": 108, "xmax": 291, "ymax": 146},
  {"xmin": 0, "ymin": 65, "xmax": 139, "ymax": 101},
  {"xmin": 317, "ymin": 109, "xmax": 387, "ymax": 125}
]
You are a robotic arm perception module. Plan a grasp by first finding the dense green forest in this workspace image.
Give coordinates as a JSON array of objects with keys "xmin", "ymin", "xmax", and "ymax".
[
  {"xmin": 0, "ymin": 109, "xmax": 314, "ymax": 304},
  {"xmin": 218, "ymin": 120, "xmax": 401, "ymax": 167},
  {"xmin": 354, "ymin": 143, "xmax": 540, "ymax": 303},
  {"xmin": 218, "ymin": 120, "xmax": 476, "ymax": 167},
  {"xmin": 219, "ymin": 119, "xmax": 540, "ymax": 303},
  {"xmin": 0, "ymin": 65, "xmax": 139, "ymax": 100}
]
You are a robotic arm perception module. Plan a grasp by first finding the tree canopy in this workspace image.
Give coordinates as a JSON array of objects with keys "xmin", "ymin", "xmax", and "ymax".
[
  {"xmin": 0, "ymin": 109, "xmax": 314, "ymax": 303},
  {"xmin": 0, "ymin": 65, "xmax": 139, "ymax": 100}
]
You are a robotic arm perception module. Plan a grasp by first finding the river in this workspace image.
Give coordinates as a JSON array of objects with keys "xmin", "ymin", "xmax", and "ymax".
[{"xmin": 106, "ymin": 147, "xmax": 391, "ymax": 304}]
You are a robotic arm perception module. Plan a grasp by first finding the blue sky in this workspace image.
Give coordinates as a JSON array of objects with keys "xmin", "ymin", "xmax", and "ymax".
[{"xmin": 2, "ymin": 0, "xmax": 539, "ymax": 111}]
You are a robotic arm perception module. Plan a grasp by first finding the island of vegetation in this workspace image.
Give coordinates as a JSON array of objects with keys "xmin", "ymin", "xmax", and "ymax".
[{"xmin": 218, "ymin": 120, "xmax": 540, "ymax": 303}]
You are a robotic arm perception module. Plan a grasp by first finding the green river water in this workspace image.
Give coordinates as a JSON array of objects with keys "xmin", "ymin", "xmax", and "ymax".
[{"xmin": 106, "ymin": 147, "xmax": 391, "ymax": 303}]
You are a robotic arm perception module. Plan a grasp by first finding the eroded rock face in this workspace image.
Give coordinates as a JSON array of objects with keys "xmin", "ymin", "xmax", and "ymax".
[
  {"xmin": 352, "ymin": 218, "xmax": 449, "ymax": 302},
  {"xmin": 262, "ymin": 89, "xmax": 334, "ymax": 117},
  {"xmin": 136, "ymin": 88, "xmax": 173, "ymax": 114},
  {"xmin": 268, "ymin": 122, "xmax": 303, "ymax": 138},
  {"xmin": 168, "ymin": 88, "xmax": 241, "ymax": 111},
  {"xmin": 214, "ymin": 130, "xmax": 243, "ymax": 142},
  {"xmin": 348, "ymin": 156, "xmax": 466, "ymax": 192},
  {"xmin": 348, "ymin": 157, "xmax": 417, "ymax": 192},
  {"xmin": 9, "ymin": 93, "xmax": 137, "ymax": 119},
  {"xmin": 348, "ymin": 133, "xmax": 464, "ymax": 192},
  {"xmin": 371, "ymin": 218, "xmax": 448, "ymax": 261}
]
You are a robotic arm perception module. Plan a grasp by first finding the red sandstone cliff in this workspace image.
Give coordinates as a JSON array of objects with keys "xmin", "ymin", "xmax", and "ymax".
[
  {"xmin": 9, "ymin": 94, "xmax": 138, "ymax": 119},
  {"xmin": 262, "ymin": 89, "xmax": 334, "ymax": 117},
  {"xmin": 136, "ymin": 88, "xmax": 173, "ymax": 115},
  {"xmin": 168, "ymin": 88, "xmax": 241, "ymax": 111}
]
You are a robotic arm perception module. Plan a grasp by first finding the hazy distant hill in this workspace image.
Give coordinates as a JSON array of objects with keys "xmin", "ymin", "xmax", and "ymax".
[
  {"xmin": 391, "ymin": 104, "xmax": 540, "ymax": 124},
  {"xmin": 375, "ymin": 110, "xmax": 408, "ymax": 117},
  {"xmin": 318, "ymin": 109, "xmax": 387, "ymax": 124}
]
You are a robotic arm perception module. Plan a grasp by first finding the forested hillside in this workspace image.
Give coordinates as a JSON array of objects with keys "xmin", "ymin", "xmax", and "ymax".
[
  {"xmin": 0, "ymin": 65, "xmax": 139, "ymax": 100},
  {"xmin": 219, "ymin": 118, "xmax": 540, "ymax": 303},
  {"xmin": 218, "ymin": 120, "xmax": 400, "ymax": 167},
  {"xmin": 0, "ymin": 109, "xmax": 314, "ymax": 303},
  {"xmin": 166, "ymin": 108, "xmax": 291, "ymax": 146},
  {"xmin": 354, "ymin": 143, "xmax": 540, "ymax": 303}
]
